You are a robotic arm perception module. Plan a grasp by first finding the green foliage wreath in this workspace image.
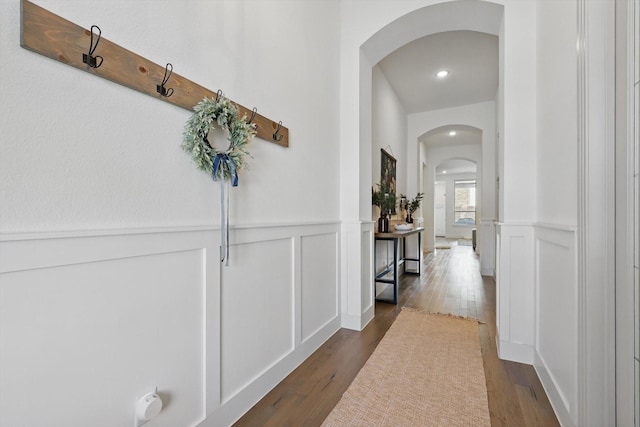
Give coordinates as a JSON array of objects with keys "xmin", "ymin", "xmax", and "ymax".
[{"xmin": 182, "ymin": 95, "xmax": 256, "ymax": 184}]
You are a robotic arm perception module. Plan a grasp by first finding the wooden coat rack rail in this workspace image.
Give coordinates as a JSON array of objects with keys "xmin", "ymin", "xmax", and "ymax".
[{"xmin": 19, "ymin": 0, "xmax": 289, "ymax": 147}]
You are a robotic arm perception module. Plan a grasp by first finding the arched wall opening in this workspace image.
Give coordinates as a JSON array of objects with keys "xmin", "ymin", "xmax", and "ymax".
[
  {"xmin": 339, "ymin": 0, "xmax": 538, "ymax": 345},
  {"xmin": 358, "ymin": 2, "xmax": 503, "ymax": 283},
  {"xmin": 413, "ymin": 106, "xmax": 496, "ymax": 275},
  {"xmin": 419, "ymin": 123, "xmax": 484, "ymax": 255},
  {"xmin": 356, "ymin": 1, "xmax": 504, "ymax": 221}
]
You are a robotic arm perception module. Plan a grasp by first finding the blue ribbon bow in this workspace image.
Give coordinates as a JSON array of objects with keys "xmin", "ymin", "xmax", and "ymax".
[{"xmin": 212, "ymin": 153, "xmax": 239, "ymax": 187}]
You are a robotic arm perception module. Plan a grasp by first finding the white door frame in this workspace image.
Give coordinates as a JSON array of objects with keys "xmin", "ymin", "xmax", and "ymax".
[
  {"xmin": 614, "ymin": 0, "xmax": 638, "ymax": 425},
  {"xmin": 577, "ymin": 0, "xmax": 617, "ymax": 425}
]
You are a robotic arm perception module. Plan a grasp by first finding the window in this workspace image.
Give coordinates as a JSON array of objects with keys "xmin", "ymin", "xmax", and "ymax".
[{"xmin": 454, "ymin": 180, "xmax": 476, "ymax": 225}]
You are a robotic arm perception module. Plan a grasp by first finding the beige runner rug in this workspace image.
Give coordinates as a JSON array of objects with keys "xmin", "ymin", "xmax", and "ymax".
[{"xmin": 321, "ymin": 309, "xmax": 490, "ymax": 427}]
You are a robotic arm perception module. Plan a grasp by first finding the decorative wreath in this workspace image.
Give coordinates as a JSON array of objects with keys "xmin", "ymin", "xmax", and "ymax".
[{"xmin": 182, "ymin": 95, "xmax": 256, "ymax": 185}]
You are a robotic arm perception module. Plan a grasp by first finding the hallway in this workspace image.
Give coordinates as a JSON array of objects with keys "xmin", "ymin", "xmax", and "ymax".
[{"xmin": 234, "ymin": 245, "xmax": 560, "ymax": 426}]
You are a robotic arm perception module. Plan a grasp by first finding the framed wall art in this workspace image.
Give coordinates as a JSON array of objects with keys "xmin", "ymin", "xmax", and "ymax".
[{"xmin": 380, "ymin": 148, "xmax": 397, "ymax": 214}]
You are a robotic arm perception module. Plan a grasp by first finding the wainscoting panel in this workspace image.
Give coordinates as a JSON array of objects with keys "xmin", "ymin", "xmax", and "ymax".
[
  {"xmin": 220, "ymin": 238, "xmax": 294, "ymax": 404},
  {"xmin": 301, "ymin": 232, "xmax": 339, "ymax": 343},
  {"xmin": 1, "ymin": 222, "xmax": 342, "ymax": 427},
  {"xmin": 204, "ymin": 222, "xmax": 342, "ymax": 427},
  {"xmin": 480, "ymin": 220, "xmax": 496, "ymax": 276},
  {"xmin": 495, "ymin": 223, "xmax": 534, "ymax": 364},
  {"xmin": 361, "ymin": 226, "xmax": 374, "ymax": 315},
  {"xmin": 339, "ymin": 221, "xmax": 374, "ymax": 331},
  {"xmin": 534, "ymin": 224, "xmax": 578, "ymax": 426},
  {"xmin": 0, "ymin": 230, "xmax": 210, "ymax": 427}
]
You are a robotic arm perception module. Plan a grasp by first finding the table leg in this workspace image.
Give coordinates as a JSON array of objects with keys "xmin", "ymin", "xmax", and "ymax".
[
  {"xmin": 393, "ymin": 237, "xmax": 398, "ymax": 304},
  {"xmin": 418, "ymin": 231, "xmax": 422, "ymax": 275}
]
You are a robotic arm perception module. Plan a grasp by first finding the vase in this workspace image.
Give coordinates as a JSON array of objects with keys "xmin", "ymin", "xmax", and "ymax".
[
  {"xmin": 406, "ymin": 213, "xmax": 413, "ymax": 223},
  {"xmin": 378, "ymin": 213, "xmax": 389, "ymax": 233}
]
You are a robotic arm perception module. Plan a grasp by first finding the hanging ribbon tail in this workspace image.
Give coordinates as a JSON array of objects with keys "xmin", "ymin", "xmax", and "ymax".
[
  {"xmin": 226, "ymin": 157, "xmax": 239, "ymax": 187},
  {"xmin": 212, "ymin": 154, "xmax": 223, "ymax": 182},
  {"xmin": 219, "ymin": 179, "xmax": 227, "ymax": 265},
  {"xmin": 212, "ymin": 153, "xmax": 237, "ymax": 267},
  {"xmin": 225, "ymin": 179, "xmax": 230, "ymax": 267},
  {"xmin": 214, "ymin": 154, "xmax": 226, "ymax": 264}
]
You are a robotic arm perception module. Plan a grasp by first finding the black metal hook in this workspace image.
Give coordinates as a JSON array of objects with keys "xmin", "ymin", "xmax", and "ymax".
[
  {"xmin": 248, "ymin": 107, "xmax": 257, "ymax": 126},
  {"xmin": 273, "ymin": 121, "xmax": 284, "ymax": 142},
  {"xmin": 156, "ymin": 63, "xmax": 174, "ymax": 97},
  {"xmin": 82, "ymin": 25, "xmax": 103, "ymax": 68}
]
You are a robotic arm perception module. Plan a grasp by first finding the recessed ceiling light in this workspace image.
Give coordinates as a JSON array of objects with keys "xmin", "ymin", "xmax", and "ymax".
[
  {"xmin": 436, "ymin": 70, "xmax": 449, "ymax": 78},
  {"xmin": 449, "ymin": 131, "xmax": 456, "ymax": 136},
  {"xmin": 442, "ymin": 171, "xmax": 447, "ymax": 174}
]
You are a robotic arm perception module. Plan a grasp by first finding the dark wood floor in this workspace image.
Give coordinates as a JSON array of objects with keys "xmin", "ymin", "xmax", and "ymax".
[{"xmin": 234, "ymin": 243, "xmax": 560, "ymax": 427}]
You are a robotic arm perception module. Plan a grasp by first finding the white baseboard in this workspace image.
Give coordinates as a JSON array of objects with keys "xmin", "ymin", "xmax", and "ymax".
[
  {"xmin": 534, "ymin": 350, "xmax": 575, "ymax": 426},
  {"xmin": 341, "ymin": 304, "xmax": 374, "ymax": 331},
  {"xmin": 480, "ymin": 267, "xmax": 495, "ymax": 277},
  {"xmin": 202, "ymin": 317, "xmax": 342, "ymax": 427},
  {"xmin": 496, "ymin": 337, "xmax": 534, "ymax": 364}
]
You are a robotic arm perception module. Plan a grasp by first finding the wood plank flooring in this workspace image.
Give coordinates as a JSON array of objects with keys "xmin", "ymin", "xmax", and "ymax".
[{"xmin": 233, "ymin": 243, "xmax": 560, "ymax": 427}]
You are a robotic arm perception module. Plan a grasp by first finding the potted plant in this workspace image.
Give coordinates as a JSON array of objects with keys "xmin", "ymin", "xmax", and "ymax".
[
  {"xmin": 401, "ymin": 192, "xmax": 423, "ymax": 223},
  {"xmin": 372, "ymin": 179, "xmax": 396, "ymax": 233}
]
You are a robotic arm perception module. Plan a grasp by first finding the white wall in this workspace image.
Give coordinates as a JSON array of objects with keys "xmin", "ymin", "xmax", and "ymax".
[
  {"xmin": 371, "ymin": 65, "xmax": 409, "ymax": 277},
  {"xmin": 434, "ymin": 181, "xmax": 446, "ymax": 235},
  {"xmin": 533, "ymin": 0, "xmax": 579, "ymax": 425},
  {"xmin": 1, "ymin": 0, "xmax": 341, "ymax": 232},
  {"xmin": 372, "ymin": 65, "xmax": 408, "ymax": 202},
  {"xmin": 0, "ymin": 1, "xmax": 342, "ymax": 426},
  {"xmin": 536, "ymin": 0, "xmax": 578, "ymax": 226}
]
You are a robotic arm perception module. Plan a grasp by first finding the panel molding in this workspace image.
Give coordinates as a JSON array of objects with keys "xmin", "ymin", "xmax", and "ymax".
[
  {"xmin": 0, "ymin": 230, "xmax": 214, "ymax": 427},
  {"xmin": 480, "ymin": 220, "xmax": 496, "ymax": 276},
  {"xmin": 533, "ymin": 224, "xmax": 578, "ymax": 426},
  {"xmin": 0, "ymin": 221, "xmax": 342, "ymax": 427},
  {"xmin": 340, "ymin": 221, "xmax": 375, "ymax": 332},
  {"xmin": 495, "ymin": 222, "xmax": 534, "ymax": 364}
]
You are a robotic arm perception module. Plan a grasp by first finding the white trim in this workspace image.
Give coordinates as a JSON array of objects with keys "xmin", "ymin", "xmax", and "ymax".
[
  {"xmin": 480, "ymin": 268, "xmax": 495, "ymax": 277},
  {"xmin": 615, "ymin": 0, "xmax": 639, "ymax": 424},
  {"xmin": 341, "ymin": 304, "xmax": 375, "ymax": 332},
  {"xmin": 495, "ymin": 223, "xmax": 535, "ymax": 364},
  {"xmin": 534, "ymin": 350, "xmax": 575, "ymax": 427},
  {"xmin": 534, "ymin": 225, "xmax": 578, "ymax": 424},
  {"xmin": 0, "ymin": 220, "xmax": 343, "ymax": 242},
  {"xmin": 496, "ymin": 337, "xmax": 534, "ymax": 365},
  {"xmin": 534, "ymin": 222, "xmax": 578, "ymax": 232},
  {"xmin": 0, "ymin": 222, "xmax": 343, "ymax": 426},
  {"xmin": 577, "ymin": 0, "xmax": 617, "ymax": 425},
  {"xmin": 496, "ymin": 221, "xmax": 535, "ymax": 227}
]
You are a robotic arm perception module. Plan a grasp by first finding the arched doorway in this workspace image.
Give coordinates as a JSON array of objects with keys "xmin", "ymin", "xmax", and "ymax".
[
  {"xmin": 417, "ymin": 124, "xmax": 492, "ymax": 276},
  {"xmin": 337, "ymin": 1, "xmax": 506, "ymax": 331}
]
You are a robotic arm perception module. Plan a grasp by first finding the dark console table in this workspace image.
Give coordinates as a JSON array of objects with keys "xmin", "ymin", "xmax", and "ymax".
[{"xmin": 374, "ymin": 227, "xmax": 423, "ymax": 304}]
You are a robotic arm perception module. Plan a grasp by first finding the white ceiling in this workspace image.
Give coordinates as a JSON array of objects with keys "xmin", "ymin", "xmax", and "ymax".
[
  {"xmin": 435, "ymin": 158, "xmax": 477, "ymax": 176},
  {"xmin": 420, "ymin": 124, "xmax": 482, "ymax": 147},
  {"xmin": 377, "ymin": 30, "xmax": 498, "ymax": 114}
]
